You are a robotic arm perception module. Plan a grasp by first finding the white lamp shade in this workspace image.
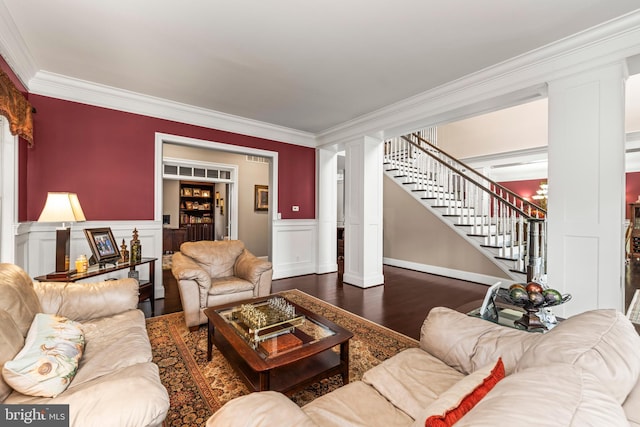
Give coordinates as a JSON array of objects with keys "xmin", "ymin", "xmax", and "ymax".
[{"xmin": 37, "ymin": 192, "xmax": 86, "ymax": 222}]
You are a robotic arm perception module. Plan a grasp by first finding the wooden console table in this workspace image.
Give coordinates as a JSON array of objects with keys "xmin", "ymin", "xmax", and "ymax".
[{"xmin": 35, "ymin": 257, "xmax": 157, "ymax": 316}]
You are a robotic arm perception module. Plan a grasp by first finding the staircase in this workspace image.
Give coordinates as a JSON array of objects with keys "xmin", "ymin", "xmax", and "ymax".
[{"xmin": 384, "ymin": 132, "xmax": 547, "ymax": 283}]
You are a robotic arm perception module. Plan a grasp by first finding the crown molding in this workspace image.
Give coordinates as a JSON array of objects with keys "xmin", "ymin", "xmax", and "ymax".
[
  {"xmin": 0, "ymin": 0, "xmax": 38, "ymax": 87},
  {"xmin": 28, "ymin": 71, "xmax": 316, "ymax": 147},
  {"xmin": 317, "ymin": 10, "xmax": 640, "ymax": 147}
]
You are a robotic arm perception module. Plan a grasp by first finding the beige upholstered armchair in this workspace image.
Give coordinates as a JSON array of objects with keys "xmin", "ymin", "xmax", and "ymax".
[{"xmin": 171, "ymin": 240, "xmax": 273, "ymax": 330}]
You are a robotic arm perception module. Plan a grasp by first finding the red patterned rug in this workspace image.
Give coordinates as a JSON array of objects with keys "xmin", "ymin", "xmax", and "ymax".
[{"xmin": 146, "ymin": 289, "xmax": 418, "ymax": 427}]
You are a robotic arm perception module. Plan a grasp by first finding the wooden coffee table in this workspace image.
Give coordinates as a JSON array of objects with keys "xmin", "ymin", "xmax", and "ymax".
[{"xmin": 205, "ymin": 295, "xmax": 353, "ymax": 394}]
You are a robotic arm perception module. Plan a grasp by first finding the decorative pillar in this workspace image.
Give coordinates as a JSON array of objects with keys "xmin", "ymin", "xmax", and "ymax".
[
  {"xmin": 547, "ymin": 61, "xmax": 627, "ymax": 316},
  {"xmin": 343, "ymin": 136, "xmax": 384, "ymax": 288},
  {"xmin": 316, "ymin": 147, "xmax": 338, "ymax": 274}
]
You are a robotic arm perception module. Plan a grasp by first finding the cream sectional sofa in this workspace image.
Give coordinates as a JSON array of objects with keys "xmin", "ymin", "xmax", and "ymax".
[
  {"xmin": 0, "ymin": 263, "xmax": 169, "ymax": 427},
  {"xmin": 208, "ymin": 306, "xmax": 640, "ymax": 426}
]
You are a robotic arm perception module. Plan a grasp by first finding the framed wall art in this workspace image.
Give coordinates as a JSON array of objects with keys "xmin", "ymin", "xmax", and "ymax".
[{"xmin": 254, "ymin": 185, "xmax": 268, "ymax": 211}]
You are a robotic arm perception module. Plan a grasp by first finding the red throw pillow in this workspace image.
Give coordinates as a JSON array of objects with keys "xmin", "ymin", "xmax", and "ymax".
[{"xmin": 425, "ymin": 358, "xmax": 505, "ymax": 427}]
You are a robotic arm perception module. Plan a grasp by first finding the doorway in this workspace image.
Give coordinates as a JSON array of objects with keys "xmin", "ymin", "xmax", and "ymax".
[{"xmin": 154, "ymin": 133, "xmax": 278, "ymax": 260}]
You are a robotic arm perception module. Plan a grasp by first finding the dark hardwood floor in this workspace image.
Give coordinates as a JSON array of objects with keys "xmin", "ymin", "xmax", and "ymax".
[{"xmin": 144, "ymin": 261, "xmax": 640, "ymax": 339}]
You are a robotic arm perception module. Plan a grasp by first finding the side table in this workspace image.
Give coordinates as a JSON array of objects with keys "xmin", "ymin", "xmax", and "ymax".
[{"xmin": 35, "ymin": 257, "xmax": 157, "ymax": 316}]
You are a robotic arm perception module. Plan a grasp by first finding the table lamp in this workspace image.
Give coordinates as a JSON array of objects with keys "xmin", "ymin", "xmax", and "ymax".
[{"xmin": 37, "ymin": 192, "xmax": 86, "ymax": 278}]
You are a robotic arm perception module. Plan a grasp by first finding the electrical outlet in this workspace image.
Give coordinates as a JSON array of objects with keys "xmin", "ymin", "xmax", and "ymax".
[{"xmin": 292, "ymin": 205, "xmax": 299, "ymax": 212}]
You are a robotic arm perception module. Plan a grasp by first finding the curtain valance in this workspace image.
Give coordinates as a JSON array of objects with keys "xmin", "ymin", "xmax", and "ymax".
[{"xmin": 0, "ymin": 68, "xmax": 33, "ymax": 146}]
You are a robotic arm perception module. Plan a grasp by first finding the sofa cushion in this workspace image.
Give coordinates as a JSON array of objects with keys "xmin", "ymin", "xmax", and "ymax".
[
  {"xmin": 362, "ymin": 348, "xmax": 464, "ymax": 419},
  {"xmin": 516, "ymin": 309, "xmax": 640, "ymax": 403},
  {"xmin": 303, "ymin": 381, "xmax": 413, "ymax": 427},
  {"xmin": 206, "ymin": 391, "xmax": 318, "ymax": 427},
  {"xmin": 208, "ymin": 277, "xmax": 255, "ymax": 296},
  {"xmin": 422, "ymin": 358, "xmax": 504, "ymax": 427},
  {"xmin": 0, "ymin": 263, "xmax": 42, "ymax": 337},
  {"xmin": 34, "ymin": 279, "xmax": 139, "ymax": 322},
  {"xmin": 454, "ymin": 364, "xmax": 628, "ymax": 426},
  {"xmin": 420, "ymin": 307, "xmax": 538, "ymax": 375},
  {"xmin": 4, "ymin": 362, "xmax": 170, "ymax": 427},
  {"xmin": 69, "ymin": 309, "xmax": 152, "ymax": 389},
  {"xmin": 2, "ymin": 313, "xmax": 84, "ymax": 397},
  {"xmin": 180, "ymin": 240, "xmax": 245, "ymax": 278}
]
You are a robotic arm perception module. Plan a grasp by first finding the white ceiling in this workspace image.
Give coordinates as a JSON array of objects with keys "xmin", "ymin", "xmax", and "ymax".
[{"xmin": 2, "ymin": 0, "xmax": 640, "ymax": 134}]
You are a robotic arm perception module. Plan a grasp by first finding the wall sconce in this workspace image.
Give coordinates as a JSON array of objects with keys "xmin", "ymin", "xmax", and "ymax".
[
  {"xmin": 219, "ymin": 198, "xmax": 224, "ymax": 215},
  {"xmin": 215, "ymin": 191, "xmax": 220, "ymax": 207},
  {"xmin": 37, "ymin": 192, "xmax": 86, "ymax": 278}
]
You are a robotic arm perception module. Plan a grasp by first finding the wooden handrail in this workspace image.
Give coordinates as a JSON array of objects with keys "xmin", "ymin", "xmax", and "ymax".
[{"xmin": 409, "ymin": 132, "xmax": 547, "ymax": 217}]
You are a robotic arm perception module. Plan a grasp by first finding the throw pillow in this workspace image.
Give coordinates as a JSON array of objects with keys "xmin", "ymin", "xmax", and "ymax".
[
  {"xmin": 2, "ymin": 313, "xmax": 84, "ymax": 397},
  {"xmin": 423, "ymin": 358, "xmax": 505, "ymax": 427}
]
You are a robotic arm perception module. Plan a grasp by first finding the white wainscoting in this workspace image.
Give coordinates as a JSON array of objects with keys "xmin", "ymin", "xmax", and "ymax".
[
  {"xmin": 15, "ymin": 220, "xmax": 165, "ymax": 298},
  {"xmin": 272, "ymin": 219, "xmax": 318, "ymax": 280}
]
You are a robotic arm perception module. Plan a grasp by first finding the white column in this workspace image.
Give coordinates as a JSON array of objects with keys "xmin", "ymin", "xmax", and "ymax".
[
  {"xmin": 316, "ymin": 147, "xmax": 338, "ymax": 274},
  {"xmin": 343, "ymin": 136, "xmax": 384, "ymax": 288},
  {"xmin": 547, "ymin": 61, "xmax": 627, "ymax": 317}
]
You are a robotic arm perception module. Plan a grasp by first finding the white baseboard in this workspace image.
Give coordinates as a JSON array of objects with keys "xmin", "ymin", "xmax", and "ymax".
[{"xmin": 383, "ymin": 257, "xmax": 512, "ymax": 287}]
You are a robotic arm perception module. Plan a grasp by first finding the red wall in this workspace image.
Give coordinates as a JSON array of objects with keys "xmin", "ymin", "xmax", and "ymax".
[
  {"xmin": 498, "ymin": 178, "xmax": 546, "ymax": 202},
  {"xmin": 626, "ymin": 172, "xmax": 640, "ymax": 218},
  {"xmin": 501, "ymin": 175, "xmax": 640, "ymax": 219},
  {"xmin": 25, "ymin": 94, "xmax": 316, "ymax": 221}
]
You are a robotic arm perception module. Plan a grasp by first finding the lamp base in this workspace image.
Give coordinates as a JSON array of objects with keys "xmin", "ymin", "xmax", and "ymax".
[{"xmin": 55, "ymin": 227, "xmax": 71, "ymax": 274}]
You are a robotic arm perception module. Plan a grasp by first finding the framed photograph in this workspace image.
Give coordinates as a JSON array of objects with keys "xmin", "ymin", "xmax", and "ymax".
[
  {"xmin": 202, "ymin": 190, "xmax": 211, "ymax": 198},
  {"xmin": 84, "ymin": 228, "xmax": 120, "ymax": 264},
  {"xmin": 254, "ymin": 185, "xmax": 268, "ymax": 211},
  {"xmin": 479, "ymin": 281, "xmax": 502, "ymax": 322},
  {"xmin": 193, "ymin": 188, "xmax": 201, "ymax": 197},
  {"xmin": 183, "ymin": 187, "xmax": 193, "ymax": 197}
]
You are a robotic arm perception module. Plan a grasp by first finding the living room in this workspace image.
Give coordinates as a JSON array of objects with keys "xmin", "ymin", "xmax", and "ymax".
[{"xmin": 1, "ymin": 2, "xmax": 640, "ymax": 426}]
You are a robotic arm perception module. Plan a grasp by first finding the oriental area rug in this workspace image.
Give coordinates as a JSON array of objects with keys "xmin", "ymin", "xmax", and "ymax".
[{"xmin": 146, "ymin": 289, "xmax": 418, "ymax": 427}]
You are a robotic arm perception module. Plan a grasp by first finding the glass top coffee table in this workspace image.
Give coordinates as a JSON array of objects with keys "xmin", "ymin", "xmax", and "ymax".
[{"xmin": 204, "ymin": 295, "xmax": 353, "ymax": 394}]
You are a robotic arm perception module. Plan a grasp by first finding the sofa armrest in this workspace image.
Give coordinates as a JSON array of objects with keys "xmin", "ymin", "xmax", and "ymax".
[
  {"xmin": 34, "ymin": 278, "xmax": 139, "ymax": 322},
  {"xmin": 234, "ymin": 250, "xmax": 272, "ymax": 293},
  {"xmin": 206, "ymin": 391, "xmax": 318, "ymax": 427},
  {"xmin": 172, "ymin": 252, "xmax": 211, "ymax": 307},
  {"xmin": 420, "ymin": 306, "xmax": 540, "ymax": 375}
]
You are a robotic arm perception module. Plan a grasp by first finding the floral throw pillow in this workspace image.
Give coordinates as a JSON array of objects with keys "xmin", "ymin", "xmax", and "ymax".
[{"xmin": 2, "ymin": 313, "xmax": 85, "ymax": 397}]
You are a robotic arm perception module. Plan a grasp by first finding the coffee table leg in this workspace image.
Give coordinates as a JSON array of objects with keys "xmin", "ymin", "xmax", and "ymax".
[
  {"xmin": 207, "ymin": 321, "xmax": 214, "ymax": 361},
  {"xmin": 340, "ymin": 340, "xmax": 350, "ymax": 385},
  {"xmin": 259, "ymin": 371, "xmax": 270, "ymax": 391}
]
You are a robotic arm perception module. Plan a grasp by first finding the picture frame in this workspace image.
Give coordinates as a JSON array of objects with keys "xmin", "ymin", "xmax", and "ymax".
[
  {"xmin": 183, "ymin": 187, "xmax": 193, "ymax": 197},
  {"xmin": 193, "ymin": 188, "xmax": 201, "ymax": 197},
  {"xmin": 84, "ymin": 227, "xmax": 121, "ymax": 265},
  {"xmin": 479, "ymin": 281, "xmax": 502, "ymax": 322},
  {"xmin": 254, "ymin": 185, "xmax": 268, "ymax": 211},
  {"xmin": 202, "ymin": 190, "xmax": 211, "ymax": 198}
]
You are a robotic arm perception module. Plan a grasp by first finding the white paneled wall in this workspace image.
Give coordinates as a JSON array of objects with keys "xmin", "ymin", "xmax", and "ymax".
[
  {"xmin": 16, "ymin": 218, "xmax": 320, "ymax": 296},
  {"xmin": 16, "ymin": 220, "xmax": 164, "ymax": 297},
  {"xmin": 271, "ymin": 219, "xmax": 318, "ymax": 279}
]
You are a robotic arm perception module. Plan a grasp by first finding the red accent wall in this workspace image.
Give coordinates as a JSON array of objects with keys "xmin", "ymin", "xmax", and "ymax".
[
  {"xmin": 502, "ymin": 175, "xmax": 640, "ymax": 220},
  {"xmin": 626, "ymin": 172, "xmax": 640, "ymax": 219},
  {"xmin": 498, "ymin": 178, "xmax": 546, "ymax": 202},
  {"xmin": 26, "ymin": 94, "xmax": 316, "ymax": 221}
]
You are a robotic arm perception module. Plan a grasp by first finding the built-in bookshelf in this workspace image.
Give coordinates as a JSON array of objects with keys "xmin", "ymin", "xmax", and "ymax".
[{"xmin": 179, "ymin": 181, "xmax": 214, "ymax": 241}]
